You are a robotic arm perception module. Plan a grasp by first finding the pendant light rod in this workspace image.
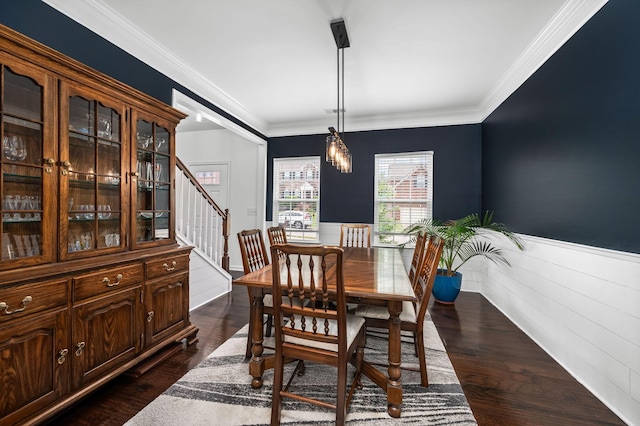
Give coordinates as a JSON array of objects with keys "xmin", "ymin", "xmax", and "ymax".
[
  {"xmin": 337, "ymin": 46, "xmax": 340, "ymax": 133},
  {"xmin": 341, "ymin": 47, "xmax": 345, "ymax": 140}
]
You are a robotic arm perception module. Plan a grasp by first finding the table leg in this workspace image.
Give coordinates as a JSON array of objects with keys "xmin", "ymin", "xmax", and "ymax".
[
  {"xmin": 387, "ymin": 300, "xmax": 403, "ymax": 417},
  {"xmin": 249, "ymin": 287, "xmax": 265, "ymax": 389}
]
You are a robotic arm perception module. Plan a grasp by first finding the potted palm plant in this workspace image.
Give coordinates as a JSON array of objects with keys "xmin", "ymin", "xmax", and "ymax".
[{"xmin": 402, "ymin": 211, "xmax": 524, "ymax": 303}]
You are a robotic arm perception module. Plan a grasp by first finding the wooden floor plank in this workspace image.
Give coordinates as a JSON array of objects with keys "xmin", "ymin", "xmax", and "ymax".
[{"xmin": 47, "ymin": 284, "xmax": 624, "ymax": 425}]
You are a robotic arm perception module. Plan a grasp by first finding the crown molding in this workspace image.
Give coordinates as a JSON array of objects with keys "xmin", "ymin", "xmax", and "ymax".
[
  {"xmin": 266, "ymin": 106, "xmax": 484, "ymax": 137},
  {"xmin": 478, "ymin": 0, "xmax": 608, "ymax": 121},
  {"xmin": 42, "ymin": 0, "xmax": 268, "ymax": 134}
]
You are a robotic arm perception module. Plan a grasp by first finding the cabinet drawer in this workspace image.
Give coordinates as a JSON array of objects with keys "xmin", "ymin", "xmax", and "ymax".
[
  {"xmin": 0, "ymin": 278, "xmax": 68, "ymax": 324},
  {"xmin": 146, "ymin": 254, "xmax": 189, "ymax": 280},
  {"xmin": 73, "ymin": 264, "xmax": 143, "ymax": 301}
]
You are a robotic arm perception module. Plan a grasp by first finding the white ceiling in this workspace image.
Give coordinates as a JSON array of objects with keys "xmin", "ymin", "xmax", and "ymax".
[{"xmin": 44, "ymin": 0, "xmax": 606, "ymax": 137}]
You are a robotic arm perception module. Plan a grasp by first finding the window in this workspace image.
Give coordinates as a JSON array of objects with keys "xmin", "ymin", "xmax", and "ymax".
[
  {"xmin": 415, "ymin": 174, "xmax": 427, "ymax": 188},
  {"xmin": 194, "ymin": 170, "xmax": 220, "ymax": 185},
  {"xmin": 374, "ymin": 152, "xmax": 433, "ymax": 245},
  {"xmin": 306, "ymin": 169, "xmax": 315, "ymax": 180},
  {"xmin": 273, "ymin": 157, "xmax": 320, "ymax": 241}
]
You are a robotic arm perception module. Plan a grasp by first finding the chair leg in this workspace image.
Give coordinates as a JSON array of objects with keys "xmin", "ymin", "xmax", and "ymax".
[
  {"xmin": 265, "ymin": 314, "xmax": 273, "ymax": 337},
  {"xmin": 271, "ymin": 352, "xmax": 284, "ymax": 426},
  {"xmin": 336, "ymin": 361, "xmax": 348, "ymax": 425},
  {"xmin": 416, "ymin": 328, "xmax": 428, "ymax": 387},
  {"xmin": 356, "ymin": 342, "xmax": 364, "ymax": 389}
]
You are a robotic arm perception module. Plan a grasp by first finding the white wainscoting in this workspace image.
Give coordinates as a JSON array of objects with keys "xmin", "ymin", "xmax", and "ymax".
[{"xmin": 482, "ymin": 235, "xmax": 640, "ymax": 426}]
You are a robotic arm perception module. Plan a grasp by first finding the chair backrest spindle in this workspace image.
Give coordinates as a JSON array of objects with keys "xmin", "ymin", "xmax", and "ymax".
[
  {"xmin": 339, "ymin": 224, "xmax": 371, "ymax": 248},
  {"xmin": 267, "ymin": 225, "xmax": 287, "ymax": 246},
  {"xmin": 267, "ymin": 225, "xmax": 288, "ymax": 260},
  {"xmin": 237, "ymin": 229, "xmax": 269, "ymax": 274}
]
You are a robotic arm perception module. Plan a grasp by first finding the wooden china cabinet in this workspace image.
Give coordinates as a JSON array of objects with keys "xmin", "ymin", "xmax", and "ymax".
[{"xmin": 0, "ymin": 25, "xmax": 197, "ymax": 425}]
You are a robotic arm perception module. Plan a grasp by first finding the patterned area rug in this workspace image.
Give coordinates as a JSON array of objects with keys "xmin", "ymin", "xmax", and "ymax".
[{"xmin": 126, "ymin": 318, "xmax": 476, "ymax": 425}]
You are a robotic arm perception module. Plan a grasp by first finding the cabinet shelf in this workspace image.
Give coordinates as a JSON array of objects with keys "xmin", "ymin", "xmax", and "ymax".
[
  {"xmin": 2, "ymin": 114, "xmax": 43, "ymax": 130},
  {"xmin": 2, "ymin": 173, "xmax": 42, "ymax": 183},
  {"xmin": 137, "ymin": 212, "xmax": 168, "ymax": 219},
  {"xmin": 136, "ymin": 184, "xmax": 169, "ymax": 191},
  {"xmin": 68, "ymin": 217, "xmax": 120, "ymax": 222},
  {"xmin": 69, "ymin": 130, "xmax": 121, "ymax": 144},
  {"xmin": 2, "ymin": 217, "xmax": 41, "ymax": 224},
  {"xmin": 69, "ymin": 179, "xmax": 121, "ymax": 189}
]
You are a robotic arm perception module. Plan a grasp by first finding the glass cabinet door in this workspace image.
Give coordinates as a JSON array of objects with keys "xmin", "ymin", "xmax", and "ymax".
[
  {"xmin": 60, "ymin": 83, "xmax": 126, "ymax": 259},
  {"xmin": 1, "ymin": 62, "xmax": 54, "ymax": 269},
  {"xmin": 133, "ymin": 113, "xmax": 174, "ymax": 247}
]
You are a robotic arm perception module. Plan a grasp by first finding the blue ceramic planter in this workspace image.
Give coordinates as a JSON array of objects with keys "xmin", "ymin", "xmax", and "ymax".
[{"xmin": 432, "ymin": 271, "xmax": 463, "ymax": 304}]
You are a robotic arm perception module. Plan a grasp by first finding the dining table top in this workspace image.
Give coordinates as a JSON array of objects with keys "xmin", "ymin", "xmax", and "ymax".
[{"xmin": 233, "ymin": 246, "xmax": 416, "ymax": 303}]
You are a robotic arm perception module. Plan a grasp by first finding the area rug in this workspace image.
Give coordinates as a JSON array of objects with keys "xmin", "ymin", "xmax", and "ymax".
[{"xmin": 125, "ymin": 317, "xmax": 476, "ymax": 425}]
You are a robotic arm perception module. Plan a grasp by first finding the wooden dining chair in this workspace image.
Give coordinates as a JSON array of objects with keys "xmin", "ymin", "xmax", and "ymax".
[
  {"xmin": 352, "ymin": 234, "xmax": 443, "ymax": 387},
  {"xmin": 269, "ymin": 244, "xmax": 366, "ymax": 426},
  {"xmin": 266, "ymin": 225, "xmax": 287, "ymax": 257},
  {"xmin": 237, "ymin": 229, "xmax": 273, "ymax": 358},
  {"xmin": 408, "ymin": 232, "xmax": 427, "ymax": 291},
  {"xmin": 339, "ymin": 224, "xmax": 371, "ymax": 248}
]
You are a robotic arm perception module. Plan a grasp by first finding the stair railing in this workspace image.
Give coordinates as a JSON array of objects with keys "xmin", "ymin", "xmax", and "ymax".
[{"xmin": 175, "ymin": 158, "xmax": 230, "ymax": 271}]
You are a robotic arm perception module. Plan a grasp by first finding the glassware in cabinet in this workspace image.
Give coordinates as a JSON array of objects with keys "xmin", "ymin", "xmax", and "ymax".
[
  {"xmin": 133, "ymin": 117, "xmax": 173, "ymax": 246},
  {"xmin": 1, "ymin": 63, "xmax": 54, "ymax": 267},
  {"xmin": 61, "ymin": 84, "xmax": 126, "ymax": 258}
]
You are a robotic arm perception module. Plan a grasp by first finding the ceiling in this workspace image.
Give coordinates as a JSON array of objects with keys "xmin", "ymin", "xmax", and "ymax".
[{"xmin": 44, "ymin": 0, "xmax": 606, "ymax": 137}]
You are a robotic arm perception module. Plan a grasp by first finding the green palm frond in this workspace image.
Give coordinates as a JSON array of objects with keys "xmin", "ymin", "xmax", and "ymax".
[
  {"xmin": 401, "ymin": 210, "xmax": 524, "ymax": 276},
  {"xmin": 457, "ymin": 240, "xmax": 510, "ymax": 268}
]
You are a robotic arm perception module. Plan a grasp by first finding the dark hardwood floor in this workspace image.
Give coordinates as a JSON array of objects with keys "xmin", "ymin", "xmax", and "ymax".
[{"xmin": 47, "ymin": 281, "xmax": 625, "ymax": 426}]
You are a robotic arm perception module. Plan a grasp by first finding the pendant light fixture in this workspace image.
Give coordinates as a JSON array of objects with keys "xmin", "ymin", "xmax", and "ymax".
[{"xmin": 325, "ymin": 19, "xmax": 352, "ymax": 173}]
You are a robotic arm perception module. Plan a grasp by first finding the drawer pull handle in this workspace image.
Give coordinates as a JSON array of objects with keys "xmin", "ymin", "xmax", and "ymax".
[
  {"xmin": 163, "ymin": 261, "xmax": 177, "ymax": 272},
  {"xmin": 0, "ymin": 296, "xmax": 33, "ymax": 315},
  {"xmin": 147, "ymin": 311, "xmax": 155, "ymax": 322},
  {"xmin": 75, "ymin": 341, "xmax": 85, "ymax": 357},
  {"xmin": 57, "ymin": 349, "xmax": 69, "ymax": 365},
  {"xmin": 102, "ymin": 273, "xmax": 123, "ymax": 287}
]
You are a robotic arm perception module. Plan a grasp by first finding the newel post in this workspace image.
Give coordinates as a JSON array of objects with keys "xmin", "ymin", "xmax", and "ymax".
[{"xmin": 222, "ymin": 209, "xmax": 230, "ymax": 271}]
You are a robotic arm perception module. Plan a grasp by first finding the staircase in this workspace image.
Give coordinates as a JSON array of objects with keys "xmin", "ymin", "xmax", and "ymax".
[{"xmin": 175, "ymin": 158, "xmax": 232, "ymax": 309}]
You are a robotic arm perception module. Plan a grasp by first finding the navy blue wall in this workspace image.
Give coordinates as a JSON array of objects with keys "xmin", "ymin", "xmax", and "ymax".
[
  {"xmin": 268, "ymin": 125, "xmax": 482, "ymax": 223},
  {"xmin": 0, "ymin": 0, "xmax": 265, "ymax": 141},
  {"xmin": 482, "ymin": 1, "xmax": 640, "ymax": 254}
]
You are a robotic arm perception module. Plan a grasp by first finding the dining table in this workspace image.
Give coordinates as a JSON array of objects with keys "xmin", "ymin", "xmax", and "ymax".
[{"xmin": 233, "ymin": 246, "xmax": 416, "ymax": 418}]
